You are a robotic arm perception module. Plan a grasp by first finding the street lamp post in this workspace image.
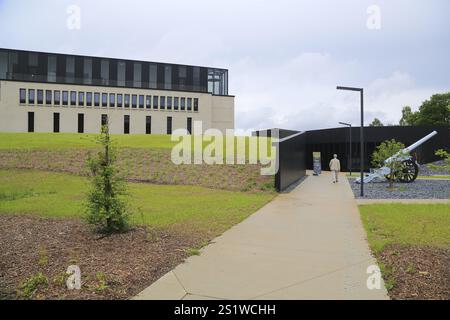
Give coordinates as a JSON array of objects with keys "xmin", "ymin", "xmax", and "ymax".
[
  {"xmin": 338, "ymin": 122, "xmax": 352, "ymax": 176},
  {"xmin": 337, "ymin": 86, "xmax": 364, "ymax": 197}
]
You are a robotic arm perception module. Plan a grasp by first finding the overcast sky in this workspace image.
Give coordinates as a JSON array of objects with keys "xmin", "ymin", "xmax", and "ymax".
[{"xmin": 1, "ymin": 0, "xmax": 449, "ymax": 131}]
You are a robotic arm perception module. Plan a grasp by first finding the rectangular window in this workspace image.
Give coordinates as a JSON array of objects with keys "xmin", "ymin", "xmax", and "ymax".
[
  {"xmin": 174, "ymin": 97, "xmax": 179, "ymax": 111},
  {"xmin": 53, "ymin": 113, "xmax": 60, "ymax": 133},
  {"xmin": 178, "ymin": 66, "xmax": 187, "ymax": 89},
  {"xmin": 48, "ymin": 55, "xmax": 57, "ymax": 82},
  {"xmin": 194, "ymin": 98, "xmax": 199, "ymax": 112},
  {"xmin": 78, "ymin": 92, "xmax": 85, "ymax": 106},
  {"xmin": 167, "ymin": 97, "xmax": 172, "ymax": 110},
  {"xmin": 20, "ymin": 88, "xmax": 26, "ymax": 104},
  {"xmin": 86, "ymin": 92, "xmax": 92, "ymax": 106},
  {"xmin": 139, "ymin": 95, "xmax": 144, "ymax": 108},
  {"xmin": 124, "ymin": 94, "xmax": 130, "ymax": 108},
  {"xmin": 164, "ymin": 65, "xmax": 172, "ymax": 89},
  {"xmin": 46, "ymin": 90, "xmax": 52, "ymax": 105},
  {"xmin": 133, "ymin": 63, "xmax": 142, "ymax": 87},
  {"xmin": 94, "ymin": 93, "xmax": 100, "ymax": 107},
  {"xmin": 181, "ymin": 97, "xmax": 186, "ymax": 111},
  {"xmin": 160, "ymin": 96, "xmax": 166, "ymax": 110},
  {"xmin": 117, "ymin": 94, "xmax": 123, "ymax": 107},
  {"xmin": 0, "ymin": 52, "xmax": 6, "ymax": 79},
  {"xmin": 149, "ymin": 64, "xmax": 157, "ymax": 88},
  {"xmin": 66, "ymin": 56, "xmax": 75, "ymax": 82},
  {"xmin": 153, "ymin": 96, "xmax": 158, "ymax": 109},
  {"xmin": 146, "ymin": 95, "xmax": 151, "ymax": 109},
  {"xmin": 187, "ymin": 98, "xmax": 192, "ymax": 111},
  {"xmin": 28, "ymin": 112, "xmax": 34, "ymax": 132},
  {"xmin": 102, "ymin": 93, "xmax": 107, "ymax": 107},
  {"xmin": 187, "ymin": 117, "xmax": 192, "ymax": 134},
  {"xmin": 70, "ymin": 91, "xmax": 77, "ymax": 106},
  {"xmin": 193, "ymin": 67, "xmax": 200, "ymax": 90},
  {"xmin": 78, "ymin": 113, "xmax": 84, "ymax": 133},
  {"xmin": 37, "ymin": 90, "xmax": 43, "ymax": 105},
  {"xmin": 54, "ymin": 91, "xmax": 61, "ymax": 105},
  {"xmin": 132, "ymin": 94, "xmax": 137, "ymax": 108},
  {"xmin": 124, "ymin": 115, "xmax": 130, "ymax": 134},
  {"xmin": 146, "ymin": 116, "xmax": 151, "ymax": 134},
  {"xmin": 167, "ymin": 116, "xmax": 172, "ymax": 134},
  {"xmin": 28, "ymin": 89, "xmax": 35, "ymax": 104},
  {"xmin": 100, "ymin": 59, "xmax": 109, "ymax": 85},
  {"xmin": 109, "ymin": 93, "xmax": 115, "ymax": 107},
  {"xmin": 117, "ymin": 61, "xmax": 126, "ymax": 86},
  {"xmin": 83, "ymin": 58, "xmax": 92, "ymax": 85},
  {"xmin": 62, "ymin": 91, "xmax": 68, "ymax": 106},
  {"xmin": 101, "ymin": 114, "xmax": 108, "ymax": 126}
]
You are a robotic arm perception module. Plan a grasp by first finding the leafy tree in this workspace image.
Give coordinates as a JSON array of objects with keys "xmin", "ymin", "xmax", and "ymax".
[
  {"xmin": 371, "ymin": 139, "xmax": 407, "ymax": 188},
  {"xmin": 415, "ymin": 93, "xmax": 450, "ymax": 126},
  {"xmin": 399, "ymin": 106, "xmax": 419, "ymax": 126},
  {"xmin": 86, "ymin": 124, "xmax": 129, "ymax": 233},
  {"xmin": 369, "ymin": 118, "xmax": 384, "ymax": 127}
]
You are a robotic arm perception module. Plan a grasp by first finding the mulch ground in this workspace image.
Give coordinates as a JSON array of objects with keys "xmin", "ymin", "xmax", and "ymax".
[
  {"xmin": 0, "ymin": 214, "xmax": 202, "ymax": 300},
  {"xmin": 378, "ymin": 244, "xmax": 450, "ymax": 300}
]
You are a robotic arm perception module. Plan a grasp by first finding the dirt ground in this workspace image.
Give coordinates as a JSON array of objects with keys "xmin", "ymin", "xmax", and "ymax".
[
  {"xmin": 0, "ymin": 214, "xmax": 203, "ymax": 300},
  {"xmin": 379, "ymin": 244, "xmax": 450, "ymax": 300}
]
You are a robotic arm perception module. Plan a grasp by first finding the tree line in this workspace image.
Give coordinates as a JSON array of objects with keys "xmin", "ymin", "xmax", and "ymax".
[{"xmin": 369, "ymin": 92, "xmax": 450, "ymax": 127}]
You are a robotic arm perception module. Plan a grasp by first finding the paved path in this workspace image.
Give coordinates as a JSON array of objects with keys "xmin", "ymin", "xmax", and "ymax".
[{"xmin": 135, "ymin": 171, "xmax": 388, "ymax": 300}]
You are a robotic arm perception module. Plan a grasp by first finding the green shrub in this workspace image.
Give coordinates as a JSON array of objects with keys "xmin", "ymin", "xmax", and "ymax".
[
  {"xmin": 85, "ymin": 124, "xmax": 129, "ymax": 233},
  {"xmin": 17, "ymin": 272, "xmax": 48, "ymax": 299}
]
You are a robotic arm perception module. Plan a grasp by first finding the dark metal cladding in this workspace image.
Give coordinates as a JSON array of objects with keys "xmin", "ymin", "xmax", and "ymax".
[
  {"xmin": 305, "ymin": 125, "xmax": 449, "ymax": 171},
  {"xmin": 256, "ymin": 125, "xmax": 449, "ymax": 192},
  {"xmin": 274, "ymin": 130, "xmax": 307, "ymax": 192}
]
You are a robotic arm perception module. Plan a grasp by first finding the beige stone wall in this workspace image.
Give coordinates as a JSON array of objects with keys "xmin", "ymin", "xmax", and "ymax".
[{"xmin": 0, "ymin": 80, "xmax": 234, "ymax": 134}]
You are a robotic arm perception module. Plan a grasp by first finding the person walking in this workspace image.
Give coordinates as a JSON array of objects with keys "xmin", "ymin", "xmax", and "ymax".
[{"xmin": 329, "ymin": 154, "xmax": 341, "ymax": 183}]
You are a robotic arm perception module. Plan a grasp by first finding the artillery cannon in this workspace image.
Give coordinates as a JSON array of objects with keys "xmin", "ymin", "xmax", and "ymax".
[{"xmin": 355, "ymin": 131, "xmax": 438, "ymax": 184}]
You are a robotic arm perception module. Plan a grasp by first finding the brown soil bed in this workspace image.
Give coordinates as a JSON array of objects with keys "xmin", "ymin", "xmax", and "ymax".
[
  {"xmin": 0, "ymin": 214, "xmax": 202, "ymax": 300},
  {"xmin": 378, "ymin": 244, "xmax": 450, "ymax": 300}
]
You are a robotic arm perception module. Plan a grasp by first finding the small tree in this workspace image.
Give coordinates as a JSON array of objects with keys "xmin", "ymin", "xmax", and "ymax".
[
  {"xmin": 429, "ymin": 149, "xmax": 450, "ymax": 173},
  {"xmin": 369, "ymin": 118, "xmax": 384, "ymax": 127},
  {"xmin": 86, "ymin": 124, "xmax": 129, "ymax": 233},
  {"xmin": 371, "ymin": 139, "xmax": 407, "ymax": 189}
]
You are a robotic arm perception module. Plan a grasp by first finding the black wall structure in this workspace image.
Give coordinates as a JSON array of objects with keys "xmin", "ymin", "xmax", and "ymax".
[
  {"xmin": 305, "ymin": 125, "xmax": 449, "ymax": 171},
  {"xmin": 255, "ymin": 125, "xmax": 449, "ymax": 192},
  {"xmin": 273, "ymin": 130, "xmax": 307, "ymax": 192}
]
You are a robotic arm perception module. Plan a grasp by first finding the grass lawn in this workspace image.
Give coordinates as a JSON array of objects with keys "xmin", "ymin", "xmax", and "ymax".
[
  {"xmin": 359, "ymin": 203, "xmax": 450, "ymax": 254},
  {"xmin": 0, "ymin": 132, "xmax": 177, "ymax": 150},
  {"xmin": 417, "ymin": 175, "xmax": 450, "ymax": 180},
  {"xmin": 0, "ymin": 169, "xmax": 275, "ymax": 236},
  {"xmin": 359, "ymin": 203, "xmax": 450, "ymax": 299},
  {"xmin": 0, "ymin": 132, "xmax": 272, "ymax": 155}
]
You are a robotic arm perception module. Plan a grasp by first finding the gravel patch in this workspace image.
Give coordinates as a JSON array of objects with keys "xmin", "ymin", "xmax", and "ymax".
[
  {"xmin": 349, "ymin": 178, "xmax": 450, "ymax": 199},
  {"xmin": 419, "ymin": 160, "xmax": 449, "ymax": 176}
]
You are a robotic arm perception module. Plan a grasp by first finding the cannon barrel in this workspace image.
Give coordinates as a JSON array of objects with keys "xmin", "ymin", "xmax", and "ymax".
[{"xmin": 385, "ymin": 131, "xmax": 438, "ymax": 164}]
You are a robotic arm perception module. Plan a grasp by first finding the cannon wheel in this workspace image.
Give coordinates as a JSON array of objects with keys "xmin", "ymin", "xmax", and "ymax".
[{"xmin": 398, "ymin": 159, "xmax": 419, "ymax": 183}]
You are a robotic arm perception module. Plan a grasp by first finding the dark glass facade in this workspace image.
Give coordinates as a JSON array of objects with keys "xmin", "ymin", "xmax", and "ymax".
[{"xmin": 0, "ymin": 48, "xmax": 229, "ymax": 95}]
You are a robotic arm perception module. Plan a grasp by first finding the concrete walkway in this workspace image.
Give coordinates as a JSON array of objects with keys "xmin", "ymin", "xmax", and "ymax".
[{"xmin": 135, "ymin": 171, "xmax": 389, "ymax": 300}]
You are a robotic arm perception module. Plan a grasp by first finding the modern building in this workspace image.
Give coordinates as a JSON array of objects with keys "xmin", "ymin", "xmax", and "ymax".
[
  {"xmin": 255, "ymin": 125, "xmax": 449, "ymax": 170},
  {"xmin": 0, "ymin": 48, "xmax": 234, "ymax": 134}
]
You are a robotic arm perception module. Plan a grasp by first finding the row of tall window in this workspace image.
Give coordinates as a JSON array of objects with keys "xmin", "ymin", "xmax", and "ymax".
[
  {"xmin": 27, "ymin": 111, "xmax": 192, "ymax": 135},
  {"xmin": 0, "ymin": 49, "xmax": 229, "ymax": 95},
  {"xmin": 19, "ymin": 88, "xmax": 199, "ymax": 112}
]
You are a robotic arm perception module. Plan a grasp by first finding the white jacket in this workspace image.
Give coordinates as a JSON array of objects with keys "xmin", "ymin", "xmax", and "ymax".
[{"xmin": 329, "ymin": 158, "xmax": 341, "ymax": 171}]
